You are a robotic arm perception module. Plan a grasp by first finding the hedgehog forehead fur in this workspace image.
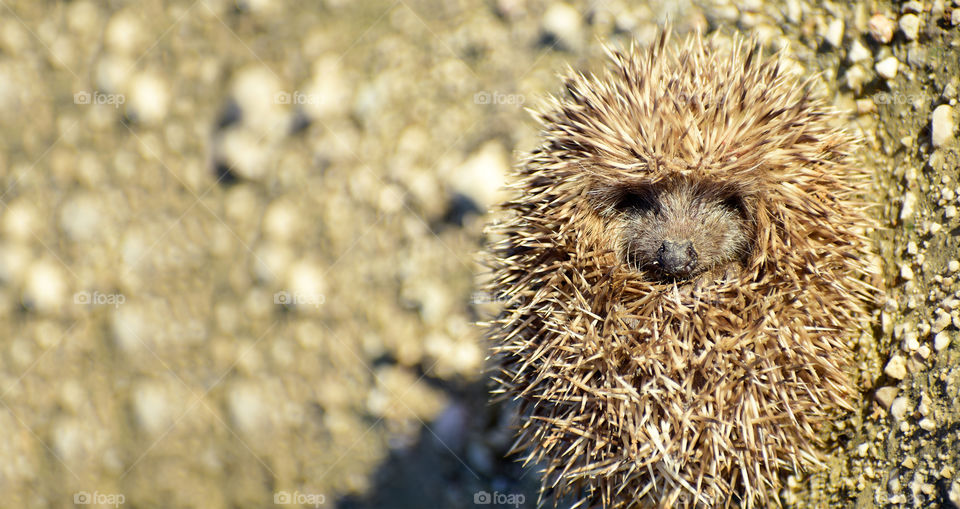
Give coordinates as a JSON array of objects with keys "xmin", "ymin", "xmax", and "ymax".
[{"xmin": 486, "ymin": 27, "xmax": 876, "ymax": 509}]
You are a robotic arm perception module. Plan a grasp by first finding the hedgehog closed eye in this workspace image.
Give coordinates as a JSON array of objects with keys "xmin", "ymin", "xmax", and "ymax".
[{"xmin": 613, "ymin": 190, "xmax": 659, "ymax": 213}]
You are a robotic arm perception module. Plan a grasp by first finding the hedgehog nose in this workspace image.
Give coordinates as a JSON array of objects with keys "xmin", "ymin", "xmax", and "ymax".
[{"xmin": 657, "ymin": 240, "xmax": 698, "ymax": 275}]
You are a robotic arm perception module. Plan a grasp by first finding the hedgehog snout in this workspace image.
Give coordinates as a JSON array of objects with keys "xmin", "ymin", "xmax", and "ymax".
[{"xmin": 657, "ymin": 239, "xmax": 698, "ymax": 276}]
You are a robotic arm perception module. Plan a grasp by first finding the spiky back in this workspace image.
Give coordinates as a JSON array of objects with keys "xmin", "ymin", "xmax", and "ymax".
[{"xmin": 486, "ymin": 29, "xmax": 875, "ymax": 508}]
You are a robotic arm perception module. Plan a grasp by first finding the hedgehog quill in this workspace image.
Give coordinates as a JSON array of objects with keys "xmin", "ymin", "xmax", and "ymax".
[{"xmin": 485, "ymin": 28, "xmax": 876, "ymax": 508}]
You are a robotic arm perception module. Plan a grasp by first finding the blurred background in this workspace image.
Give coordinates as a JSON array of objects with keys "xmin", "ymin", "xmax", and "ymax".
[{"xmin": 1, "ymin": 0, "xmax": 959, "ymax": 508}]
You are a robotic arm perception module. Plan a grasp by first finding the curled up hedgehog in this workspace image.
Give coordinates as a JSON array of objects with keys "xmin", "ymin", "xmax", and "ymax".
[{"xmin": 485, "ymin": 28, "xmax": 876, "ymax": 508}]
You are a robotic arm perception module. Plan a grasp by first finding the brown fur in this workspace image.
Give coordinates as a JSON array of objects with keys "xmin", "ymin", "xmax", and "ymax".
[{"xmin": 485, "ymin": 27, "xmax": 876, "ymax": 508}]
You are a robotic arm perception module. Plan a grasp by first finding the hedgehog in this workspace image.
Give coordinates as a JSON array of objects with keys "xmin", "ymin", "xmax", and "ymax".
[{"xmin": 485, "ymin": 27, "xmax": 876, "ymax": 508}]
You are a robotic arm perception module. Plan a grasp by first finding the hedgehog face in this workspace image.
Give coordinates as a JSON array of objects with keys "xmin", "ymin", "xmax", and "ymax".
[{"xmin": 610, "ymin": 181, "xmax": 751, "ymax": 280}]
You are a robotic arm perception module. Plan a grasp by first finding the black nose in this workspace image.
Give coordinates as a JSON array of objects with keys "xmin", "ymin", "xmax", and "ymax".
[{"xmin": 657, "ymin": 240, "xmax": 698, "ymax": 275}]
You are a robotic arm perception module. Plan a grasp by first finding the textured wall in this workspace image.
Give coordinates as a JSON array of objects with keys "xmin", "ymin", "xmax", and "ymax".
[{"xmin": 0, "ymin": 0, "xmax": 957, "ymax": 508}]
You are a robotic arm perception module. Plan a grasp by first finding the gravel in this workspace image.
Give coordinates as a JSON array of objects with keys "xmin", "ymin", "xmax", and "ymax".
[
  {"xmin": 869, "ymin": 13, "xmax": 896, "ymax": 44},
  {"xmin": 932, "ymin": 104, "xmax": 956, "ymax": 148},
  {"xmin": 876, "ymin": 56, "xmax": 900, "ymax": 79},
  {"xmin": 0, "ymin": 0, "xmax": 958, "ymax": 508},
  {"xmin": 899, "ymin": 14, "xmax": 921, "ymax": 42}
]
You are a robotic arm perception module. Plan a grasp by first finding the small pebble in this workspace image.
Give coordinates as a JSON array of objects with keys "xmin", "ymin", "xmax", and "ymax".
[
  {"xmin": 952, "ymin": 9, "xmax": 960, "ymax": 26},
  {"xmin": 906, "ymin": 166, "xmax": 918, "ymax": 183},
  {"xmin": 889, "ymin": 477, "xmax": 901, "ymax": 494},
  {"xmin": 875, "ymin": 56, "xmax": 900, "ymax": 79},
  {"xmin": 127, "ymin": 72, "xmax": 169, "ymax": 125},
  {"xmin": 946, "ymin": 205, "xmax": 957, "ymax": 218},
  {"xmin": 919, "ymin": 418, "xmax": 936, "ymax": 431},
  {"xmin": 825, "ymin": 18, "xmax": 844, "ymax": 47},
  {"xmin": 449, "ymin": 141, "xmax": 509, "ymax": 211},
  {"xmin": 884, "ymin": 354, "xmax": 908, "ymax": 379},
  {"xmin": 901, "ymin": 1, "xmax": 923, "ymax": 14},
  {"xmin": 932, "ymin": 309, "xmax": 951, "ymax": 332},
  {"xmin": 856, "ymin": 98, "xmax": 877, "ymax": 114},
  {"xmin": 220, "ymin": 129, "xmax": 269, "ymax": 180},
  {"xmin": 875, "ymin": 386, "xmax": 900, "ymax": 410},
  {"xmin": 2, "ymin": 199, "xmax": 39, "ymax": 240},
  {"xmin": 885, "ymin": 298, "xmax": 899, "ymax": 312},
  {"xmin": 51, "ymin": 419, "xmax": 87, "ymax": 464},
  {"xmin": 901, "ymin": 192, "xmax": 917, "ymax": 221},
  {"xmin": 23, "ymin": 260, "xmax": 68, "ymax": 313},
  {"xmin": 230, "ymin": 65, "xmax": 284, "ymax": 129},
  {"xmin": 262, "ymin": 198, "xmax": 304, "ymax": 241},
  {"xmin": 286, "ymin": 259, "xmax": 327, "ymax": 311},
  {"xmin": 104, "ymin": 10, "xmax": 146, "ymax": 56},
  {"xmin": 903, "ymin": 332, "xmax": 920, "ymax": 351},
  {"xmin": 785, "ymin": 0, "xmax": 802, "ymax": 23},
  {"xmin": 949, "ymin": 260, "xmax": 960, "ymax": 272},
  {"xmin": 869, "ymin": 13, "xmax": 896, "ymax": 43},
  {"xmin": 848, "ymin": 39, "xmax": 872, "ymax": 63},
  {"xmin": 890, "ymin": 396, "xmax": 911, "ymax": 420},
  {"xmin": 132, "ymin": 382, "xmax": 172, "ymax": 435},
  {"xmin": 59, "ymin": 193, "xmax": 103, "ymax": 241},
  {"xmin": 111, "ymin": 303, "xmax": 148, "ymax": 352},
  {"xmin": 908, "ymin": 46, "xmax": 927, "ymax": 67},
  {"xmin": 541, "ymin": 3, "xmax": 583, "ymax": 51},
  {"xmin": 899, "ymin": 14, "xmax": 921, "ymax": 41},
  {"xmin": 945, "ymin": 80, "xmax": 960, "ymax": 100},
  {"xmin": 931, "ymin": 105, "xmax": 956, "ymax": 148},
  {"xmin": 900, "ymin": 264, "xmax": 914, "ymax": 281},
  {"xmin": 845, "ymin": 65, "xmax": 870, "ymax": 93},
  {"xmin": 227, "ymin": 382, "xmax": 267, "ymax": 433}
]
